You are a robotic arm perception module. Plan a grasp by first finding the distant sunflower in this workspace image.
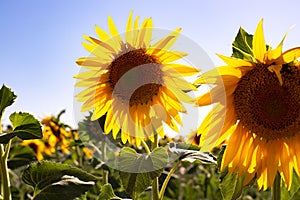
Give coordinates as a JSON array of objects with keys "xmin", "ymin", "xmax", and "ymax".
[
  {"xmin": 196, "ymin": 19, "xmax": 300, "ymax": 190},
  {"xmin": 74, "ymin": 11, "xmax": 198, "ymax": 146}
]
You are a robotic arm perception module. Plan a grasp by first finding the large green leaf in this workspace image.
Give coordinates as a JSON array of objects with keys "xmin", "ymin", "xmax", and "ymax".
[
  {"xmin": 97, "ymin": 184, "xmax": 121, "ymax": 200},
  {"xmin": 8, "ymin": 144, "xmax": 37, "ymax": 169},
  {"xmin": 10, "ymin": 112, "xmax": 42, "ymax": 140},
  {"xmin": 0, "ymin": 84, "xmax": 16, "ymax": 117},
  {"xmin": 281, "ymin": 171, "xmax": 300, "ymax": 200},
  {"xmin": 218, "ymin": 145, "xmax": 246, "ymax": 200},
  {"xmin": 219, "ymin": 172, "xmax": 245, "ymax": 200},
  {"xmin": 22, "ymin": 161, "xmax": 98, "ymax": 200},
  {"xmin": 231, "ymin": 27, "xmax": 254, "ymax": 61},
  {"xmin": 118, "ymin": 147, "xmax": 168, "ymax": 198}
]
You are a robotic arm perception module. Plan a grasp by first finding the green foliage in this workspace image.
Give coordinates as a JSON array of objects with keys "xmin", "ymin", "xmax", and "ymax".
[
  {"xmin": 231, "ymin": 27, "xmax": 254, "ymax": 61},
  {"xmin": 22, "ymin": 161, "xmax": 98, "ymax": 200},
  {"xmin": 97, "ymin": 184, "xmax": 121, "ymax": 200},
  {"xmin": 281, "ymin": 171, "xmax": 300, "ymax": 200},
  {"xmin": 0, "ymin": 112, "xmax": 42, "ymax": 143},
  {"xmin": 8, "ymin": 144, "xmax": 37, "ymax": 169},
  {"xmin": 219, "ymin": 172, "xmax": 245, "ymax": 200},
  {"xmin": 0, "ymin": 84, "xmax": 16, "ymax": 117},
  {"xmin": 119, "ymin": 147, "xmax": 168, "ymax": 198}
]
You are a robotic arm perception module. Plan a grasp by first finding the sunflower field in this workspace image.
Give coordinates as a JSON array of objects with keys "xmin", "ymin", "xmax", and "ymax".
[{"xmin": 1, "ymin": 9, "xmax": 300, "ymax": 200}]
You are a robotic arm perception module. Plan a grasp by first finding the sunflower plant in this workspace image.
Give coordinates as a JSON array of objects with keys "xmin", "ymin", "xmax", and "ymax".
[
  {"xmin": 73, "ymin": 11, "xmax": 221, "ymax": 200},
  {"xmin": 0, "ymin": 84, "xmax": 43, "ymax": 200},
  {"xmin": 195, "ymin": 19, "xmax": 300, "ymax": 199}
]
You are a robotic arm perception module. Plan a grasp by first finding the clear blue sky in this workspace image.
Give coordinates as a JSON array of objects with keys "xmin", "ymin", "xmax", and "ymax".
[{"xmin": 1, "ymin": 0, "xmax": 300, "ymax": 128}]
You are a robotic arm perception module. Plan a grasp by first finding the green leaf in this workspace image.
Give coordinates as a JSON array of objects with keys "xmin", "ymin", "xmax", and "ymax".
[
  {"xmin": 0, "ymin": 132, "xmax": 16, "ymax": 144},
  {"xmin": 281, "ymin": 171, "xmax": 300, "ymax": 200},
  {"xmin": 118, "ymin": 147, "xmax": 168, "ymax": 198},
  {"xmin": 97, "ymin": 184, "xmax": 121, "ymax": 200},
  {"xmin": 168, "ymin": 142, "xmax": 217, "ymax": 164},
  {"xmin": 218, "ymin": 145, "xmax": 252, "ymax": 200},
  {"xmin": 22, "ymin": 161, "xmax": 98, "ymax": 200},
  {"xmin": 0, "ymin": 84, "xmax": 17, "ymax": 117},
  {"xmin": 219, "ymin": 172, "xmax": 244, "ymax": 200},
  {"xmin": 10, "ymin": 112, "xmax": 42, "ymax": 140},
  {"xmin": 8, "ymin": 144, "xmax": 37, "ymax": 169},
  {"xmin": 232, "ymin": 27, "xmax": 254, "ymax": 61}
]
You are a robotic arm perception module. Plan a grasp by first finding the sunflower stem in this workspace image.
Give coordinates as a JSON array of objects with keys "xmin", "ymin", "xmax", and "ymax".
[
  {"xmin": 272, "ymin": 173, "xmax": 281, "ymax": 200},
  {"xmin": 0, "ymin": 114, "xmax": 11, "ymax": 200},
  {"xmin": 152, "ymin": 133, "xmax": 159, "ymax": 200},
  {"xmin": 141, "ymin": 140, "xmax": 151, "ymax": 154},
  {"xmin": 159, "ymin": 161, "xmax": 180, "ymax": 200},
  {"xmin": 101, "ymin": 141, "xmax": 108, "ymax": 185}
]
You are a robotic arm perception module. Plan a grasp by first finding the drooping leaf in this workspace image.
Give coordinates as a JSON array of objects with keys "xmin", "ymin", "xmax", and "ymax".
[
  {"xmin": 22, "ymin": 161, "xmax": 98, "ymax": 200},
  {"xmin": 168, "ymin": 142, "xmax": 217, "ymax": 164},
  {"xmin": 97, "ymin": 184, "xmax": 121, "ymax": 200},
  {"xmin": 118, "ymin": 147, "xmax": 168, "ymax": 198},
  {"xmin": 0, "ymin": 132, "xmax": 17, "ymax": 144},
  {"xmin": 10, "ymin": 112, "xmax": 42, "ymax": 140},
  {"xmin": 0, "ymin": 84, "xmax": 17, "ymax": 117},
  {"xmin": 281, "ymin": 170, "xmax": 300, "ymax": 200},
  {"xmin": 232, "ymin": 27, "xmax": 254, "ymax": 61},
  {"xmin": 8, "ymin": 144, "xmax": 37, "ymax": 169}
]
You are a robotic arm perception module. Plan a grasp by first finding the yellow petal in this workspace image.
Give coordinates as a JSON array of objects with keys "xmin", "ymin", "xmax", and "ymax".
[
  {"xmin": 125, "ymin": 11, "xmax": 133, "ymax": 45},
  {"xmin": 81, "ymin": 42, "xmax": 112, "ymax": 61},
  {"xmin": 95, "ymin": 25, "xmax": 110, "ymax": 41},
  {"xmin": 268, "ymin": 64, "xmax": 283, "ymax": 85},
  {"xmin": 253, "ymin": 19, "xmax": 266, "ymax": 63},
  {"xmin": 150, "ymin": 28, "xmax": 181, "ymax": 53},
  {"xmin": 195, "ymin": 66, "xmax": 242, "ymax": 84},
  {"xmin": 142, "ymin": 18, "xmax": 153, "ymax": 48},
  {"xmin": 217, "ymin": 54, "xmax": 255, "ymax": 68},
  {"xmin": 132, "ymin": 16, "xmax": 140, "ymax": 48},
  {"xmin": 220, "ymin": 124, "xmax": 240, "ymax": 171},
  {"xmin": 282, "ymin": 47, "xmax": 300, "ymax": 63},
  {"xmin": 160, "ymin": 51, "xmax": 187, "ymax": 63},
  {"xmin": 265, "ymin": 31, "xmax": 288, "ymax": 64},
  {"xmin": 137, "ymin": 18, "xmax": 150, "ymax": 48},
  {"xmin": 91, "ymin": 100, "xmax": 112, "ymax": 120},
  {"xmin": 164, "ymin": 64, "xmax": 200, "ymax": 76},
  {"xmin": 198, "ymin": 104, "xmax": 225, "ymax": 151}
]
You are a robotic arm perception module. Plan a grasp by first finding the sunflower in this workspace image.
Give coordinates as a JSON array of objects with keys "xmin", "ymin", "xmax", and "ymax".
[
  {"xmin": 22, "ymin": 140, "xmax": 45, "ymax": 161},
  {"xmin": 195, "ymin": 19, "xmax": 300, "ymax": 190},
  {"xmin": 74, "ymin": 11, "xmax": 199, "ymax": 146}
]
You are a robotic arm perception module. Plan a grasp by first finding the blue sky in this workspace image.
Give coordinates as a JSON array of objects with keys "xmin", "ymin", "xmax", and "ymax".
[{"xmin": 1, "ymin": 0, "xmax": 300, "ymax": 128}]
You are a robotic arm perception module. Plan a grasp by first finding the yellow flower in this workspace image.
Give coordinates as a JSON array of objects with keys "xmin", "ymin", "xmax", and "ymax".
[
  {"xmin": 196, "ymin": 19, "xmax": 300, "ymax": 190},
  {"xmin": 74, "ymin": 11, "xmax": 199, "ymax": 146},
  {"xmin": 82, "ymin": 147, "xmax": 94, "ymax": 159},
  {"xmin": 22, "ymin": 140, "xmax": 45, "ymax": 161}
]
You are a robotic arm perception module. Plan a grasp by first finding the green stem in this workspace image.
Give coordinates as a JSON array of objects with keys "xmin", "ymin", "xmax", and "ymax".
[
  {"xmin": 102, "ymin": 141, "xmax": 108, "ymax": 185},
  {"xmin": 0, "ymin": 143, "xmax": 11, "ymax": 200},
  {"xmin": 272, "ymin": 173, "xmax": 281, "ymax": 200},
  {"xmin": 152, "ymin": 133, "xmax": 159, "ymax": 200},
  {"xmin": 0, "ymin": 115, "xmax": 11, "ymax": 200},
  {"xmin": 159, "ymin": 161, "xmax": 180, "ymax": 200},
  {"xmin": 141, "ymin": 140, "xmax": 151, "ymax": 154}
]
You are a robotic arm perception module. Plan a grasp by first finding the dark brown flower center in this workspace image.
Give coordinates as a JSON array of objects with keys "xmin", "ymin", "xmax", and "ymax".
[
  {"xmin": 234, "ymin": 64, "xmax": 300, "ymax": 140},
  {"xmin": 108, "ymin": 49, "xmax": 163, "ymax": 106}
]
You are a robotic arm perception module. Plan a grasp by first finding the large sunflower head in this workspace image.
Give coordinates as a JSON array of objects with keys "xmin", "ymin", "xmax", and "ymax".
[
  {"xmin": 74, "ymin": 11, "xmax": 199, "ymax": 146},
  {"xmin": 195, "ymin": 19, "xmax": 300, "ymax": 190}
]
